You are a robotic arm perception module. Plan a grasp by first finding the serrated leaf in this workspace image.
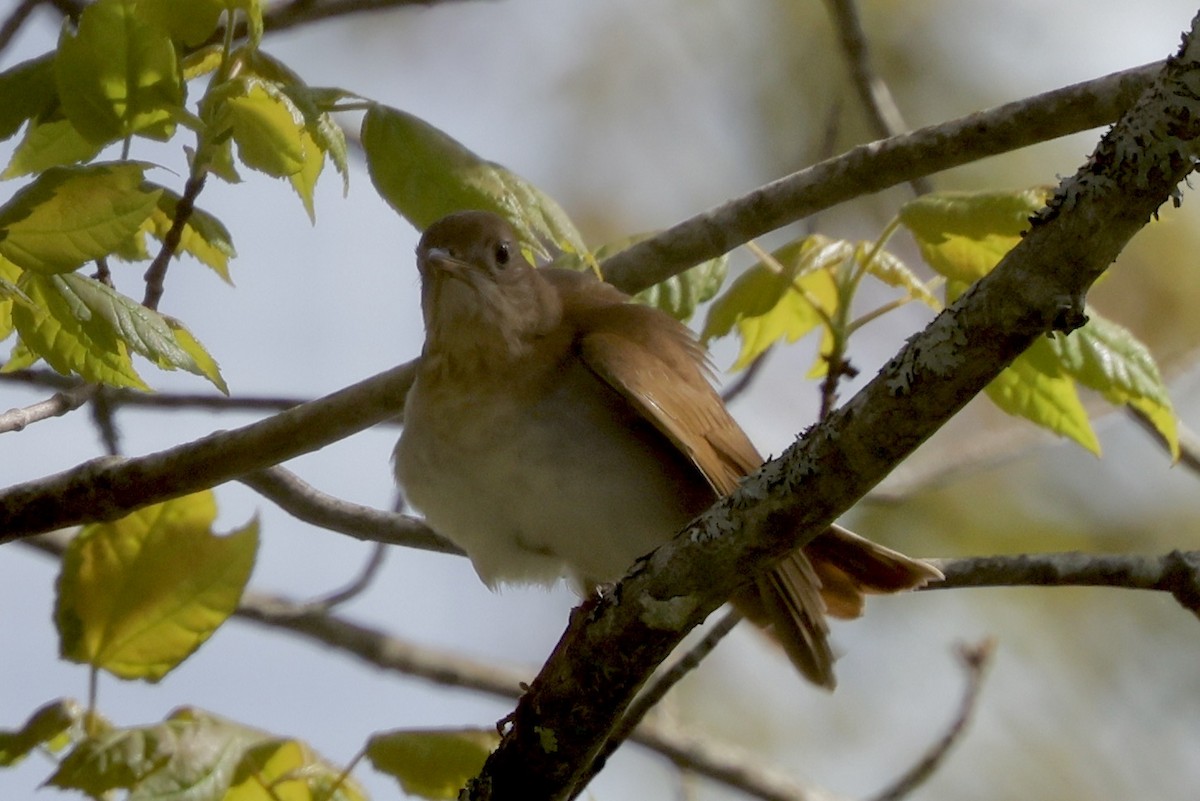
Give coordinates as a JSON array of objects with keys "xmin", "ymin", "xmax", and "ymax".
[
  {"xmin": 900, "ymin": 188, "xmax": 1049, "ymax": 283},
  {"xmin": 165, "ymin": 316, "xmax": 228, "ymax": 394},
  {"xmin": 1051, "ymin": 309, "xmax": 1178, "ymax": 458},
  {"xmin": 55, "ymin": 491, "xmax": 257, "ymax": 681},
  {"xmin": 289, "ymin": 124, "xmax": 324, "ymax": 221},
  {"xmin": 0, "ymin": 337, "xmax": 39, "ymax": 371},
  {"xmin": 0, "ymin": 162, "xmax": 161, "ymax": 273},
  {"xmin": 985, "ymin": 337, "xmax": 1101, "ymax": 455},
  {"xmin": 589, "ymin": 231, "xmax": 728, "ymax": 321},
  {"xmin": 0, "ymin": 699, "xmax": 84, "ymax": 766},
  {"xmin": 2, "ymin": 116, "xmax": 106, "ymax": 179},
  {"xmin": 55, "ymin": 272, "xmax": 215, "ymax": 384},
  {"xmin": 854, "ymin": 241, "xmax": 940, "ymax": 309},
  {"xmin": 701, "ymin": 235, "xmax": 846, "ymax": 370},
  {"xmin": 13, "ymin": 272, "xmax": 148, "ymax": 388},
  {"xmin": 182, "ymin": 45, "xmax": 224, "ymax": 80},
  {"xmin": 361, "ymin": 103, "xmax": 587, "ymax": 261},
  {"xmin": 49, "ymin": 707, "xmax": 265, "ymax": 799},
  {"xmin": 208, "ymin": 77, "xmax": 307, "ymax": 178},
  {"xmin": 55, "ymin": 0, "xmax": 184, "ymax": 144},
  {"xmin": 144, "ymin": 187, "xmax": 236, "ymax": 282},
  {"xmin": 0, "ymin": 53, "xmax": 57, "ymax": 142},
  {"xmin": 367, "ymin": 728, "xmax": 500, "ymax": 800}
]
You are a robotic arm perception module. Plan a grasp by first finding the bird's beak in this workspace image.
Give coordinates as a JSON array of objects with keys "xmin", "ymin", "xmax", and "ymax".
[{"xmin": 419, "ymin": 247, "xmax": 469, "ymax": 279}]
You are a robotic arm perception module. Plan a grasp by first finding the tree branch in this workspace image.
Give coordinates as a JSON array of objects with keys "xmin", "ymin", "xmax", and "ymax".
[
  {"xmin": 469, "ymin": 21, "xmax": 1200, "ymax": 799},
  {"xmin": 599, "ymin": 60, "xmax": 1159, "ymax": 294},
  {"xmin": 0, "ymin": 383, "xmax": 97, "ymax": 434}
]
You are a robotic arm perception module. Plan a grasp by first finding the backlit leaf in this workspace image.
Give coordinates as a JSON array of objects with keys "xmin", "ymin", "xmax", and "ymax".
[
  {"xmin": 0, "ymin": 162, "xmax": 161, "ymax": 274},
  {"xmin": 590, "ymin": 231, "xmax": 727, "ymax": 321},
  {"xmin": 2, "ymin": 116, "xmax": 106, "ymax": 179},
  {"xmin": 12, "ymin": 272, "xmax": 148, "ymax": 388},
  {"xmin": 0, "ymin": 699, "xmax": 84, "ymax": 766},
  {"xmin": 144, "ymin": 187, "xmax": 237, "ymax": 282},
  {"xmin": 165, "ymin": 316, "xmax": 228, "ymax": 394},
  {"xmin": 55, "ymin": 0, "xmax": 184, "ymax": 143},
  {"xmin": 0, "ymin": 53, "xmax": 57, "ymax": 141},
  {"xmin": 229, "ymin": 738, "xmax": 367, "ymax": 801},
  {"xmin": 900, "ymin": 188, "xmax": 1049, "ymax": 283},
  {"xmin": 854, "ymin": 242, "xmax": 940, "ymax": 308},
  {"xmin": 55, "ymin": 491, "xmax": 257, "ymax": 681},
  {"xmin": 208, "ymin": 77, "xmax": 307, "ymax": 178},
  {"xmin": 985, "ymin": 337, "xmax": 1100, "ymax": 456},
  {"xmin": 361, "ymin": 103, "xmax": 587, "ymax": 261},
  {"xmin": 702, "ymin": 235, "xmax": 845, "ymax": 370},
  {"xmin": 367, "ymin": 728, "xmax": 500, "ymax": 800},
  {"xmin": 140, "ymin": 0, "xmax": 225, "ymax": 47}
]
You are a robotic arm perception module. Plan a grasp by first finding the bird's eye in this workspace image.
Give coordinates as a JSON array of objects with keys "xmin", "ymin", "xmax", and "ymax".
[{"xmin": 494, "ymin": 242, "xmax": 511, "ymax": 268}]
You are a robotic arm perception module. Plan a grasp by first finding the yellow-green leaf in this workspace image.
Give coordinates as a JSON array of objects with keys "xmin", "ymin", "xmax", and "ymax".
[
  {"xmin": 208, "ymin": 77, "xmax": 307, "ymax": 178},
  {"xmin": 367, "ymin": 728, "xmax": 500, "ymax": 800},
  {"xmin": 229, "ymin": 738, "xmax": 366, "ymax": 801},
  {"xmin": 985, "ymin": 337, "xmax": 1100, "ymax": 456},
  {"xmin": 0, "ymin": 53, "xmax": 57, "ymax": 141},
  {"xmin": 900, "ymin": 188, "xmax": 1049, "ymax": 283},
  {"xmin": 1051, "ymin": 309, "xmax": 1178, "ymax": 458},
  {"xmin": 165, "ymin": 315, "xmax": 228, "ymax": 394},
  {"xmin": 288, "ymin": 124, "xmax": 324, "ymax": 221},
  {"xmin": 144, "ymin": 187, "xmax": 236, "ymax": 282},
  {"xmin": 0, "ymin": 699, "xmax": 84, "ymax": 766},
  {"xmin": 361, "ymin": 103, "xmax": 587, "ymax": 261},
  {"xmin": 55, "ymin": 0, "xmax": 184, "ymax": 144},
  {"xmin": 0, "ymin": 162, "xmax": 161, "ymax": 274},
  {"xmin": 854, "ymin": 241, "xmax": 940, "ymax": 309},
  {"xmin": 139, "ymin": 0, "xmax": 225, "ymax": 47},
  {"xmin": 702, "ymin": 235, "xmax": 845, "ymax": 370},
  {"xmin": 2, "ymin": 116, "xmax": 106, "ymax": 179},
  {"xmin": 587, "ymin": 231, "xmax": 728, "ymax": 322},
  {"xmin": 49, "ymin": 707, "xmax": 264, "ymax": 798},
  {"xmin": 55, "ymin": 491, "xmax": 257, "ymax": 681},
  {"xmin": 12, "ymin": 272, "xmax": 148, "ymax": 388}
]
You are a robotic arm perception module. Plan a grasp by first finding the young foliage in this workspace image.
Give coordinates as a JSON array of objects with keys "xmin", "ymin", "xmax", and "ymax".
[
  {"xmin": 0, "ymin": 699, "xmax": 84, "ymax": 767},
  {"xmin": 361, "ymin": 103, "xmax": 588, "ymax": 261},
  {"xmin": 590, "ymin": 232, "xmax": 728, "ymax": 321},
  {"xmin": 902, "ymin": 189, "xmax": 1179, "ymax": 457},
  {"xmin": 367, "ymin": 728, "xmax": 500, "ymax": 801},
  {"xmin": 48, "ymin": 707, "xmax": 364, "ymax": 801},
  {"xmin": 55, "ymin": 491, "xmax": 257, "ymax": 682}
]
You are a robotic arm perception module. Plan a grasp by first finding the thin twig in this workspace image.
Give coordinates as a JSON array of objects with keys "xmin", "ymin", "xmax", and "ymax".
[
  {"xmin": 574, "ymin": 610, "xmax": 744, "ymax": 799},
  {"xmin": 0, "ymin": 0, "xmax": 39, "ymax": 58},
  {"xmin": 300, "ymin": 542, "xmax": 388, "ymax": 612},
  {"xmin": 719, "ymin": 346, "xmax": 772, "ymax": 405},
  {"xmin": 823, "ymin": 0, "xmax": 931, "ymax": 195},
  {"xmin": 869, "ymin": 639, "xmax": 995, "ymax": 801},
  {"xmin": 143, "ymin": 171, "xmax": 207, "ymax": 310},
  {"xmin": 0, "ymin": 384, "xmax": 97, "ymax": 434},
  {"xmin": 239, "ymin": 465, "xmax": 460, "ymax": 555}
]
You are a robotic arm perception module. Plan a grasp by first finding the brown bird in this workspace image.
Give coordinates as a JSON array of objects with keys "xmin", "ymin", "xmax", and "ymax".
[{"xmin": 395, "ymin": 210, "xmax": 941, "ymax": 688}]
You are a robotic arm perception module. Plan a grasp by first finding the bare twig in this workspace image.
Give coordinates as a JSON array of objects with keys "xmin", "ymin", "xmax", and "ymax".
[
  {"xmin": 0, "ymin": 0, "xmax": 39, "ymax": 55},
  {"xmin": 719, "ymin": 346, "xmax": 772, "ymax": 405},
  {"xmin": 238, "ymin": 465, "xmax": 460, "ymax": 555},
  {"xmin": 823, "ymin": 0, "xmax": 931, "ymax": 195},
  {"xmin": 0, "ymin": 384, "xmax": 97, "ymax": 434},
  {"xmin": 298, "ymin": 542, "xmax": 389, "ymax": 612},
  {"xmin": 600, "ymin": 60, "xmax": 1159, "ymax": 294},
  {"xmin": 575, "ymin": 610, "xmax": 744, "ymax": 799},
  {"xmin": 925, "ymin": 551, "xmax": 1200, "ymax": 618},
  {"xmin": 869, "ymin": 639, "xmax": 995, "ymax": 801},
  {"xmin": 143, "ymin": 171, "xmax": 207, "ymax": 310}
]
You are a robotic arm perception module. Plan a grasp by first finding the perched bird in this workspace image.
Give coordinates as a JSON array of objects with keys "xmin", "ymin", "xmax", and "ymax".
[{"xmin": 395, "ymin": 210, "xmax": 941, "ymax": 688}]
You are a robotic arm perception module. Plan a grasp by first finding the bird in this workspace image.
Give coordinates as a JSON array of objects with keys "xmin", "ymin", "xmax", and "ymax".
[{"xmin": 394, "ymin": 210, "xmax": 941, "ymax": 688}]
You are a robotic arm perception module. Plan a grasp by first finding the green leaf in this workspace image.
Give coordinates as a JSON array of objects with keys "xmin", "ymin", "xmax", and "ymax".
[
  {"xmin": 225, "ymin": 0, "xmax": 264, "ymax": 48},
  {"xmin": 701, "ymin": 235, "xmax": 845, "ymax": 370},
  {"xmin": 139, "ymin": 0, "xmax": 225, "ymax": 47},
  {"xmin": 854, "ymin": 241, "xmax": 940, "ymax": 309},
  {"xmin": 0, "ymin": 53, "xmax": 57, "ymax": 141},
  {"xmin": 207, "ymin": 77, "xmax": 305, "ymax": 177},
  {"xmin": 1, "ymin": 116, "xmax": 106, "ymax": 179},
  {"xmin": 55, "ymin": 491, "xmax": 257, "ymax": 681},
  {"xmin": 1051, "ymin": 309, "xmax": 1178, "ymax": 458},
  {"xmin": 13, "ymin": 272, "xmax": 148, "ymax": 388},
  {"xmin": 361, "ymin": 103, "xmax": 587, "ymax": 261},
  {"xmin": 590, "ymin": 232, "xmax": 728, "ymax": 322},
  {"xmin": 985, "ymin": 337, "xmax": 1101, "ymax": 456},
  {"xmin": 0, "ymin": 162, "xmax": 161, "ymax": 274},
  {"xmin": 165, "ymin": 316, "xmax": 228, "ymax": 394},
  {"xmin": 55, "ymin": 0, "xmax": 184, "ymax": 144},
  {"xmin": 144, "ymin": 187, "xmax": 237, "ymax": 282},
  {"xmin": 367, "ymin": 728, "xmax": 500, "ymax": 800},
  {"xmin": 899, "ymin": 188, "xmax": 1049, "ymax": 283},
  {"xmin": 0, "ymin": 699, "xmax": 84, "ymax": 766},
  {"xmin": 49, "ymin": 707, "xmax": 264, "ymax": 799},
  {"xmin": 230, "ymin": 738, "xmax": 367, "ymax": 801}
]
